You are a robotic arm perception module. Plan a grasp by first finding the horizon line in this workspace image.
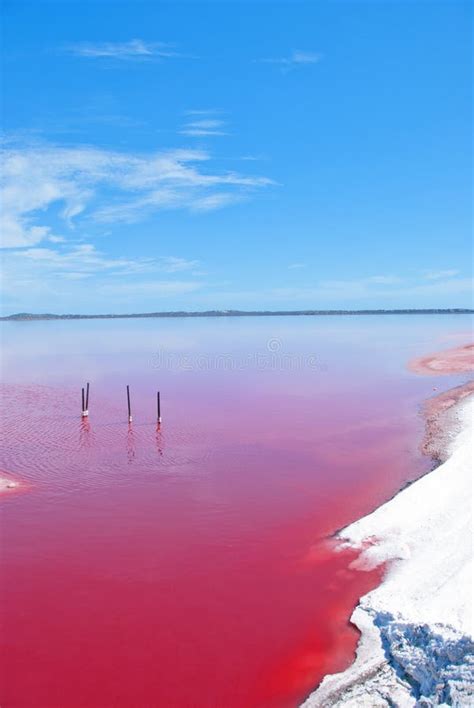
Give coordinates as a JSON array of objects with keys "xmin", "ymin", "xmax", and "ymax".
[{"xmin": 1, "ymin": 308, "xmax": 473, "ymax": 322}]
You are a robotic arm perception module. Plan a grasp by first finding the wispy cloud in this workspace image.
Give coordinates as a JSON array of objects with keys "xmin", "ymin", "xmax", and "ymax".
[
  {"xmin": 2, "ymin": 244, "xmax": 206, "ymax": 312},
  {"xmin": 98, "ymin": 280, "xmax": 203, "ymax": 297},
  {"xmin": 160, "ymin": 256, "xmax": 201, "ymax": 273},
  {"xmin": 179, "ymin": 119, "xmax": 228, "ymax": 137},
  {"xmin": 259, "ymin": 50, "xmax": 322, "ymax": 71},
  {"xmin": 1, "ymin": 140, "xmax": 274, "ymax": 247},
  {"xmin": 179, "ymin": 108, "xmax": 228, "ymax": 137},
  {"xmin": 365, "ymin": 275, "xmax": 402, "ymax": 285},
  {"xmin": 275, "ymin": 274, "xmax": 472, "ymax": 303},
  {"xmin": 13, "ymin": 244, "xmax": 200, "ymax": 278},
  {"xmin": 184, "ymin": 109, "xmax": 223, "ymax": 117},
  {"xmin": 65, "ymin": 39, "xmax": 186, "ymax": 60},
  {"xmin": 190, "ymin": 193, "xmax": 241, "ymax": 211},
  {"xmin": 423, "ymin": 269, "xmax": 460, "ymax": 281},
  {"xmin": 188, "ymin": 274, "xmax": 473, "ymax": 310},
  {"xmin": 1, "ymin": 243, "xmax": 206, "ymax": 312}
]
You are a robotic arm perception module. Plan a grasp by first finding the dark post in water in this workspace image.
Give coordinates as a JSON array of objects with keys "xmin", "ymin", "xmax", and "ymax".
[
  {"xmin": 81, "ymin": 383, "xmax": 89, "ymax": 418},
  {"xmin": 157, "ymin": 391, "xmax": 162, "ymax": 424},
  {"xmin": 81, "ymin": 384, "xmax": 89, "ymax": 418},
  {"xmin": 127, "ymin": 385, "xmax": 132, "ymax": 423}
]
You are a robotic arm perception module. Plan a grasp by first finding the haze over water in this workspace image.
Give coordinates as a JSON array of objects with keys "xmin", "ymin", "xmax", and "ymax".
[{"xmin": 1, "ymin": 315, "xmax": 471, "ymax": 707}]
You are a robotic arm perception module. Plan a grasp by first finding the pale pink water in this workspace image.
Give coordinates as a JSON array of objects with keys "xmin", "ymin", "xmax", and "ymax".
[{"xmin": 0, "ymin": 316, "xmax": 471, "ymax": 707}]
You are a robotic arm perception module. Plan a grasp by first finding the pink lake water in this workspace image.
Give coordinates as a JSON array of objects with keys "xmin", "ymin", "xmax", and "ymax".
[{"xmin": 0, "ymin": 315, "xmax": 472, "ymax": 707}]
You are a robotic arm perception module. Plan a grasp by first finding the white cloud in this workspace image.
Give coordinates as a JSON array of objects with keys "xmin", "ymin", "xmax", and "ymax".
[
  {"xmin": 98, "ymin": 280, "xmax": 203, "ymax": 297},
  {"xmin": 259, "ymin": 50, "xmax": 322, "ymax": 71},
  {"xmin": 366, "ymin": 275, "xmax": 402, "ymax": 285},
  {"xmin": 186, "ymin": 275, "xmax": 473, "ymax": 310},
  {"xmin": 179, "ymin": 119, "xmax": 228, "ymax": 137},
  {"xmin": 423, "ymin": 269, "xmax": 460, "ymax": 281},
  {"xmin": 0, "ymin": 141, "xmax": 273, "ymax": 247},
  {"xmin": 12, "ymin": 244, "xmax": 200, "ymax": 278},
  {"xmin": 160, "ymin": 256, "xmax": 201, "ymax": 273},
  {"xmin": 184, "ymin": 109, "xmax": 223, "ymax": 116},
  {"xmin": 1, "ymin": 243, "xmax": 206, "ymax": 312},
  {"xmin": 274, "ymin": 275, "xmax": 473, "ymax": 303},
  {"xmin": 66, "ymin": 39, "xmax": 185, "ymax": 60},
  {"xmin": 288, "ymin": 263, "xmax": 306, "ymax": 270},
  {"xmin": 48, "ymin": 235, "xmax": 66, "ymax": 243},
  {"xmin": 289, "ymin": 50, "xmax": 322, "ymax": 65},
  {"xmin": 190, "ymin": 193, "xmax": 242, "ymax": 211}
]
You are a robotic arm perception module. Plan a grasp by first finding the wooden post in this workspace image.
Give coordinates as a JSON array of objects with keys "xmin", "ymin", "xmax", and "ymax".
[
  {"xmin": 81, "ymin": 387, "xmax": 88, "ymax": 417},
  {"xmin": 86, "ymin": 382, "xmax": 90, "ymax": 410},
  {"xmin": 127, "ymin": 385, "xmax": 132, "ymax": 423},
  {"xmin": 157, "ymin": 391, "xmax": 162, "ymax": 424}
]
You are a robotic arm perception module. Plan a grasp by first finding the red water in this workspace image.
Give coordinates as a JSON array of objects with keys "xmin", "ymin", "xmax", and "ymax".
[{"xmin": 1, "ymin": 317, "xmax": 470, "ymax": 707}]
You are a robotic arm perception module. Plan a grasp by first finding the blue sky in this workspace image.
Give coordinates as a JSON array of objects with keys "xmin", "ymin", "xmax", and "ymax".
[{"xmin": 1, "ymin": 0, "xmax": 472, "ymax": 314}]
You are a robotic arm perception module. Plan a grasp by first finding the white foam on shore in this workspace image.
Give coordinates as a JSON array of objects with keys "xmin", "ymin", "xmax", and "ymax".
[{"xmin": 302, "ymin": 396, "xmax": 473, "ymax": 707}]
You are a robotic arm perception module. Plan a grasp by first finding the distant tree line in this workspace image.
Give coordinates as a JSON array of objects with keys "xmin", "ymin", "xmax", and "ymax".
[{"xmin": 1, "ymin": 309, "xmax": 472, "ymax": 321}]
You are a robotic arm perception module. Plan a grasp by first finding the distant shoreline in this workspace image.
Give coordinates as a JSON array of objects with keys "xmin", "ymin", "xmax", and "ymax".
[{"xmin": 1, "ymin": 308, "xmax": 473, "ymax": 322}]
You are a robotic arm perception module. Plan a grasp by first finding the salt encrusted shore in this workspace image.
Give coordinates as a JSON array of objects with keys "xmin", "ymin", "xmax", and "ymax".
[
  {"xmin": 302, "ymin": 344, "xmax": 474, "ymax": 707},
  {"xmin": 409, "ymin": 343, "xmax": 474, "ymax": 376}
]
